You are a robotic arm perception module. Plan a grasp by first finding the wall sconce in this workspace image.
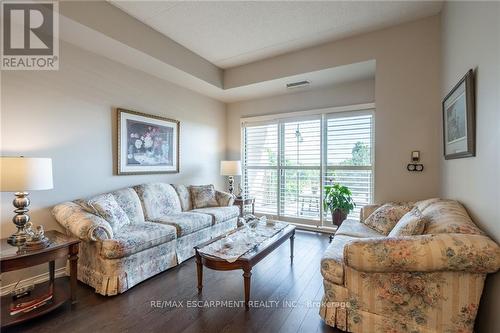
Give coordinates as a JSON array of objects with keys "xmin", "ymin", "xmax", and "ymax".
[{"xmin": 407, "ymin": 151, "xmax": 424, "ymax": 172}]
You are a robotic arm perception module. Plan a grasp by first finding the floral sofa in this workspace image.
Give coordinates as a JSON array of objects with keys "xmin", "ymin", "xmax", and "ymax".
[
  {"xmin": 319, "ymin": 198, "xmax": 500, "ymax": 333},
  {"xmin": 53, "ymin": 183, "xmax": 239, "ymax": 296}
]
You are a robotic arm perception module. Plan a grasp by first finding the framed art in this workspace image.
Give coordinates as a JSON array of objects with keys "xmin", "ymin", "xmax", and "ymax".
[
  {"xmin": 442, "ymin": 69, "xmax": 475, "ymax": 160},
  {"xmin": 117, "ymin": 108, "xmax": 179, "ymax": 174}
]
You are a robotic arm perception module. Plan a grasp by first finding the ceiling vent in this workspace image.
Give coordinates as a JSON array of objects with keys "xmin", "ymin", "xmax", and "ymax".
[{"xmin": 286, "ymin": 80, "xmax": 311, "ymax": 89}]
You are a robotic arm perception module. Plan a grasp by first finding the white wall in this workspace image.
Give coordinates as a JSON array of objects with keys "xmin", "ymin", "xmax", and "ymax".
[
  {"xmin": 227, "ymin": 16, "xmax": 442, "ymax": 204},
  {"xmin": 0, "ymin": 42, "xmax": 227, "ymax": 285},
  {"xmin": 440, "ymin": 2, "xmax": 500, "ymax": 332}
]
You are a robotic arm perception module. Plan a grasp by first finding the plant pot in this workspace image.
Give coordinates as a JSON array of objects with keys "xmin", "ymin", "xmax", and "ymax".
[{"xmin": 331, "ymin": 209, "xmax": 348, "ymax": 227}]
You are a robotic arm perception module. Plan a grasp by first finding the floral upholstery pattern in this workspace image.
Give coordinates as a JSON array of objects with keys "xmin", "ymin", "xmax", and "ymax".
[
  {"xmin": 88, "ymin": 193, "xmax": 131, "ymax": 232},
  {"xmin": 191, "ymin": 206, "xmax": 240, "ymax": 224},
  {"xmin": 363, "ymin": 203, "xmax": 413, "ymax": 235},
  {"xmin": 321, "ymin": 267, "xmax": 486, "ymax": 333},
  {"xmin": 111, "ymin": 188, "xmax": 145, "ymax": 224},
  {"xmin": 215, "ymin": 190, "xmax": 235, "ymax": 206},
  {"xmin": 321, "ymin": 235, "xmax": 354, "ymax": 285},
  {"xmin": 171, "ymin": 184, "xmax": 193, "ymax": 211},
  {"xmin": 335, "ymin": 219, "xmax": 384, "ymax": 238},
  {"xmin": 359, "ymin": 204, "xmax": 381, "ymax": 223},
  {"xmin": 53, "ymin": 202, "xmax": 113, "ymax": 241},
  {"xmin": 74, "ymin": 240, "xmax": 178, "ymax": 296},
  {"xmin": 190, "ymin": 184, "xmax": 219, "ymax": 209},
  {"xmin": 419, "ymin": 199, "xmax": 484, "ymax": 235},
  {"xmin": 100, "ymin": 222, "xmax": 177, "ymax": 259},
  {"xmin": 388, "ymin": 207, "xmax": 427, "ymax": 237},
  {"xmin": 320, "ymin": 199, "xmax": 500, "ymax": 333},
  {"xmin": 152, "ymin": 212, "xmax": 212, "ymax": 237},
  {"xmin": 134, "ymin": 183, "xmax": 182, "ymax": 220},
  {"xmin": 344, "ymin": 233, "xmax": 500, "ymax": 273},
  {"xmin": 53, "ymin": 183, "xmax": 239, "ymax": 296}
]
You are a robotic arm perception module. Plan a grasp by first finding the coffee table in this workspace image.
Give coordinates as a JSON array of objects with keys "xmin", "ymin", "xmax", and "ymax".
[{"xmin": 194, "ymin": 222, "xmax": 295, "ymax": 310}]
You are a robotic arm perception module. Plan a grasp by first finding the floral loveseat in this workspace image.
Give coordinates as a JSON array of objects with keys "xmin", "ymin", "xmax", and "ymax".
[
  {"xmin": 319, "ymin": 198, "xmax": 500, "ymax": 333},
  {"xmin": 53, "ymin": 183, "xmax": 239, "ymax": 296}
]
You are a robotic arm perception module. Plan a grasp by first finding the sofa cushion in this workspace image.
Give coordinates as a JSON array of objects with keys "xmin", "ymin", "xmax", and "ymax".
[
  {"xmin": 321, "ymin": 235, "xmax": 354, "ymax": 285},
  {"xmin": 152, "ymin": 212, "xmax": 212, "ymax": 237},
  {"xmin": 388, "ymin": 207, "xmax": 427, "ymax": 237},
  {"xmin": 134, "ymin": 183, "xmax": 182, "ymax": 220},
  {"xmin": 190, "ymin": 185, "xmax": 219, "ymax": 209},
  {"xmin": 171, "ymin": 184, "xmax": 192, "ymax": 211},
  {"xmin": 363, "ymin": 203, "xmax": 413, "ymax": 235},
  {"xmin": 417, "ymin": 199, "xmax": 483, "ymax": 235},
  {"xmin": 191, "ymin": 206, "xmax": 240, "ymax": 225},
  {"xmin": 100, "ymin": 222, "xmax": 176, "ymax": 259},
  {"xmin": 215, "ymin": 190, "xmax": 235, "ymax": 206},
  {"xmin": 88, "ymin": 193, "xmax": 131, "ymax": 232},
  {"xmin": 111, "ymin": 188, "xmax": 145, "ymax": 224},
  {"xmin": 335, "ymin": 219, "xmax": 384, "ymax": 238}
]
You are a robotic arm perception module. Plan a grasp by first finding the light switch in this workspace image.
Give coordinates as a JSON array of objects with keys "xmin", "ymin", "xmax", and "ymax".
[{"xmin": 411, "ymin": 151, "xmax": 420, "ymax": 162}]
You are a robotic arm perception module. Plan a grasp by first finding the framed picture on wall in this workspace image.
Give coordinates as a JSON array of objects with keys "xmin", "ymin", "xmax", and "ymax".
[
  {"xmin": 117, "ymin": 108, "xmax": 180, "ymax": 174},
  {"xmin": 442, "ymin": 69, "xmax": 475, "ymax": 160}
]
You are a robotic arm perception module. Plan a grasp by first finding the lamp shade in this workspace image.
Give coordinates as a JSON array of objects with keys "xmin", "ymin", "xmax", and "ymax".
[
  {"xmin": 220, "ymin": 160, "xmax": 241, "ymax": 176},
  {"xmin": 1, "ymin": 157, "xmax": 53, "ymax": 192}
]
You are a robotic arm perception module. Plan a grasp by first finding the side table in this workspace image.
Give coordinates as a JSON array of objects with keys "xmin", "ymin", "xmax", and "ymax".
[
  {"xmin": 0, "ymin": 230, "xmax": 80, "ymax": 328},
  {"xmin": 234, "ymin": 197, "xmax": 255, "ymax": 217}
]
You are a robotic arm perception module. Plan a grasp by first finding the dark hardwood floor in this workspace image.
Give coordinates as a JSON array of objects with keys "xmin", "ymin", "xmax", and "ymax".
[{"xmin": 4, "ymin": 230, "xmax": 342, "ymax": 333}]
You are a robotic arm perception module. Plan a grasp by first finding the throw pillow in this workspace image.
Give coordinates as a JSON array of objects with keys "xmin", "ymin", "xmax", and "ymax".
[
  {"xmin": 363, "ymin": 203, "xmax": 412, "ymax": 235},
  {"xmin": 388, "ymin": 207, "xmax": 427, "ymax": 237},
  {"xmin": 191, "ymin": 185, "xmax": 219, "ymax": 209},
  {"xmin": 171, "ymin": 184, "xmax": 193, "ymax": 211},
  {"xmin": 88, "ymin": 193, "xmax": 131, "ymax": 232}
]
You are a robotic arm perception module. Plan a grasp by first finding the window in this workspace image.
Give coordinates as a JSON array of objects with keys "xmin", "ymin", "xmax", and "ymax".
[
  {"xmin": 242, "ymin": 123, "xmax": 278, "ymax": 215},
  {"xmin": 280, "ymin": 119, "xmax": 321, "ymax": 221},
  {"xmin": 242, "ymin": 107, "xmax": 374, "ymax": 227},
  {"xmin": 325, "ymin": 113, "xmax": 373, "ymax": 220}
]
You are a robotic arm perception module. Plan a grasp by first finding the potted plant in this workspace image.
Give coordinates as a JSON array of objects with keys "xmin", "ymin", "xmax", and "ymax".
[{"xmin": 323, "ymin": 184, "xmax": 355, "ymax": 227}]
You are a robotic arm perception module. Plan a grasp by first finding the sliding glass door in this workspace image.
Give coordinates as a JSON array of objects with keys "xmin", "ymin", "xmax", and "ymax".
[{"xmin": 242, "ymin": 109, "xmax": 374, "ymax": 227}]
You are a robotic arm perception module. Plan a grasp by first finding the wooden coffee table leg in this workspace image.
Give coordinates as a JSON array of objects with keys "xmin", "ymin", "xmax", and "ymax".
[
  {"xmin": 243, "ymin": 267, "xmax": 252, "ymax": 310},
  {"xmin": 68, "ymin": 244, "xmax": 79, "ymax": 304},
  {"xmin": 290, "ymin": 231, "xmax": 295, "ymax": 264},
  {"xmin": 195, "ymin": 251, "xmax": 203, "ymax": 293}
]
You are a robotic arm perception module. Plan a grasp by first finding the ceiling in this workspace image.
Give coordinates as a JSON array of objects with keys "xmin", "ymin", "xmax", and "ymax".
[
  {"xmin": 110, "ymin": 1, "xmax": 442, "ymax": 69},
  {"xmin": 223, "ymin": 60, "xmax": 375, "ymax": 102}
]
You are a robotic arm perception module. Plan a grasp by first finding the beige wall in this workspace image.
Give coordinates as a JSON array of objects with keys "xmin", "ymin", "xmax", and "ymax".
[
  {"xmin": 0, "ymin": 42, "xmax": 226, "ymax": 285},
  {"xmin": 440, "ymin": 2, "xmax": 500, "ymax": 332},
  {"xmin": 227, "ymin": 78, "xmax": 375, "ymax": 160},
  {"xmin": 227, "ymin": 16, "xmax": 442, "ymax": 204}
]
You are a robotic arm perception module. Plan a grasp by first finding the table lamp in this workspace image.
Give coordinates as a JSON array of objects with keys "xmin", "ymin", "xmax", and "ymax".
[
  {"xmin": 1, "ymin": 157, "xmax": 53, "ymax": 246},
  {"xmin": 220, "ymin": 160, "xmax": 241, "ymax": 196}
]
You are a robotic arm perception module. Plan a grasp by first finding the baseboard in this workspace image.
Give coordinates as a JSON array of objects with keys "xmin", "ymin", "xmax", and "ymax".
[{"xmin": 0, "ymin": 267, "xmax": 67, "ymax": 296}]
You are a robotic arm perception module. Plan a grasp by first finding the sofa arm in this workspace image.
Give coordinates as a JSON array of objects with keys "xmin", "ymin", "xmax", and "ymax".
[
  {"xmin": 52, "ymin": 202, "xmax": 113, "ymax": 241},
  {"xmin": 215, "ymin": 190, "xmax": 235, "ymax": 206},
  {"xmin": 344, "ymin": 233, "xmax": 500, "ymax": 273},
  {"xmin": 359, "ymin": 204, "xmax": 381, "ymax": 222}
]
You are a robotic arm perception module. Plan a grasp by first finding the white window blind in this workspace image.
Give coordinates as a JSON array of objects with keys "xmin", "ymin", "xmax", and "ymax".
[
  {"xmin": 242, "ymin": 123, "xmax": 278, "ymax": 215},
  {"xmin": 242, "ymin": 108, "xmax": 374, "ymax": 226},
  {"xmin": 280, "ymin": 119, "xmax": 321, "ymax": 221},
  {"xmin": 325, "ymin": 113, "xmax": 374, "ymax": 220}
]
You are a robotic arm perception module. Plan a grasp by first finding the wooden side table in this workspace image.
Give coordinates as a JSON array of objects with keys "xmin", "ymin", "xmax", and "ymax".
[
  {"xmin": 234, "ymin": 197, "xmax": 255, "ymax": 217},
  {"xmin": 0, "ymin": 230, "xmax": 80, "ymax": 328}
]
